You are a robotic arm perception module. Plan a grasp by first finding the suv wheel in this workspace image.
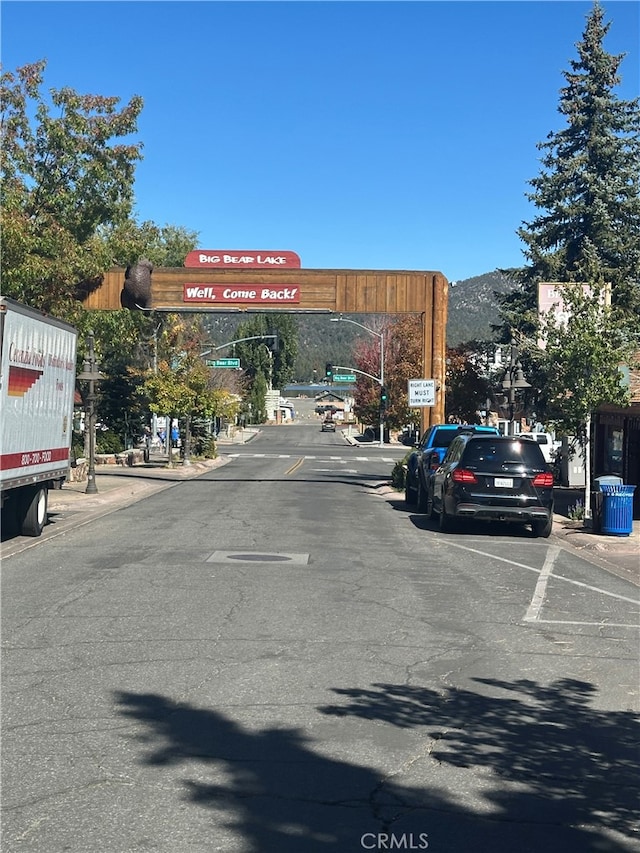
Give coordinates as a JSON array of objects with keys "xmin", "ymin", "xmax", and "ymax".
[
  {"xmin": 438, "ymin": 502, "xmax": 453, "ymax": 533},
  {"xmin": 425, "ymin": 486, "xmax": 436, "ymax": 520}
]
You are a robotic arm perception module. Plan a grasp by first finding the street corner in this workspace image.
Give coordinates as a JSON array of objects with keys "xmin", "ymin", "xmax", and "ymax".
[
  {"xmin": 552, "ymin": 514, "xmax": 640, "ymax": 584},
  {"xmin": 553, "ymin": 515, "xmax": 639, "ymax": 551},
  {"xmin": 163, "ymin": 456, "xmax": 229, "ymax": 477},
  {"xmin": 342, "ymin": 431, "xmax": 360, "ymax": 446}
]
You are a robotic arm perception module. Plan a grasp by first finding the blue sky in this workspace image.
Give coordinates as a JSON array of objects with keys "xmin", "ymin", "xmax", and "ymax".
[{"xmin": 2, "ymin": 1, "xmax": 638, "ymax": 282}]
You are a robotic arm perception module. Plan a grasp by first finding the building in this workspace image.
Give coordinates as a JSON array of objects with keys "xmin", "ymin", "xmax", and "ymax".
[{"xmin": 593, "ymin": 350, "xmax": 640, "ymax": 518}]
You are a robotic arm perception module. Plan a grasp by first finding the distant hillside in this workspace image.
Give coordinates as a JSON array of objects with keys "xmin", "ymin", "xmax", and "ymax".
[{"xmin": 446, "ymin": 270, "xmax": 518, "ymax": 345}]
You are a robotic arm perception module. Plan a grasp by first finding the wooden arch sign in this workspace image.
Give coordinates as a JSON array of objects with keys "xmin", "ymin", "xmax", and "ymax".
[{"xmin": 81, "ymin": 265, "xmax": 448, "ymax": 429}]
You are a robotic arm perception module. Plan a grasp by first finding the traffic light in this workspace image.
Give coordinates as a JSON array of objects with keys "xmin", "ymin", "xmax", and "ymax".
[
  {"xmin": 325, "ymin": 362, "xmax": 334, "ymax": 380},
  {"xmin": 380, "ymin": 386, "xmax": 388, "ymax": 410},
  {"xmin": 266, "ymin": 333, "xmax": 279, "ymax": 353}
]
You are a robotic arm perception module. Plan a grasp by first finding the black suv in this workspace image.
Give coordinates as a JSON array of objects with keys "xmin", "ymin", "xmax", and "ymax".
[{"xmin": 428, "ymin": 434, "xmax": 554, "ymax": 537}]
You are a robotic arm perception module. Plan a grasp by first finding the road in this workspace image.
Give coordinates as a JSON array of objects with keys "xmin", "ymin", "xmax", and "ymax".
[{"xmin": 2, "ymin": 422, "xmax": 639, "ymax": 852}]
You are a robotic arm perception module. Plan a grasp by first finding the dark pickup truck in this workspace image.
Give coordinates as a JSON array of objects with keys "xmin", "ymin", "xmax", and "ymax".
[{"xmin": 404, "ymin": 423, "xmax": 500, "ymax": 511}]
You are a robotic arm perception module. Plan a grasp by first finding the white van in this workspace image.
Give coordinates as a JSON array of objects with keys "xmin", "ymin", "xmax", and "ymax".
[{"xmin": 526, "ymin": 433, "xmax": 557, "ymax": 463}]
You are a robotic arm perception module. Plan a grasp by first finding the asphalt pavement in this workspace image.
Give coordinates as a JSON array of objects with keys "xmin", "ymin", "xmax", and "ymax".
[{"xmin": 10, "ymin": 426, "xmax": 639, "ymax": 587}]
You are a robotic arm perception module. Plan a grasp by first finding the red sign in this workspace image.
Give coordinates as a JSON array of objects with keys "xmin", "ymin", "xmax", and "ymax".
[
  {"xmin": 0, "ymin": 446, "xmax": 70, "ymax": 471},
  {"xmin": 183, "ymin": 284, "xmax": 300, "ymax": 304},
  {"xmin": 184, "ymin": 250, "xmax": 301, "ymax": 269}
]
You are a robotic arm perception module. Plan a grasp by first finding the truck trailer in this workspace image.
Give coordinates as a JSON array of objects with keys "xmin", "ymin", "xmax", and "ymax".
[{"xmin": 0, "ymin": 297, "xmax": 79, "ymax": 536}]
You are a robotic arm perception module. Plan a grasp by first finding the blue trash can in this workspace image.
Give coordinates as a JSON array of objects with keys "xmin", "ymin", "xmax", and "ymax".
[
  {"xmin": 600, "ymin": 484, "xmax": 636, "ymax": 536},
  {"xmin": 591, "ymin": 475, "xmax": 623, "ymax": 533}
]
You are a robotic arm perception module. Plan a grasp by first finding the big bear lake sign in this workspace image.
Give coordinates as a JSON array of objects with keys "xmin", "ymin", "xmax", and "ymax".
[
  {"xmin": 80, "ymin": 252, "xmax": 449, "ymax": 429},
  {"xmin": 184, "ymin": 250, "xmax": 301, "ymax": 269}
]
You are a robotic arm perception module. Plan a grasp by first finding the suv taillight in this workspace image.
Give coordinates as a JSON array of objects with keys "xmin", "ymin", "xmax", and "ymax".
[
  {"xmin": 532, "ymin": 472, "xmax": 554, "ymax": 487},
  {"xmin": 452, "ymin": 468, "xmax": 478, "ymax": 484}
]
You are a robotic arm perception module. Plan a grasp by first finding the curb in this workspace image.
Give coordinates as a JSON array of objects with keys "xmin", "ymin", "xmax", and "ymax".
[{"xmin": 1, "ymin": 458, "xmax": 230, "ymax": 560}]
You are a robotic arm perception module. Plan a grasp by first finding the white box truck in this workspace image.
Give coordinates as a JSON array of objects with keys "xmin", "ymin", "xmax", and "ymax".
[{"xmin": 1, "ymin": 297, "xmax": 78, "ymax": 536}]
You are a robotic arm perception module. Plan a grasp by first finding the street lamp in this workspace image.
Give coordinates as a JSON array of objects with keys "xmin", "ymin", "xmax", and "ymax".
[
  {"xmin": 77, "ymin": 330, "xmax": 104, "ymax": 494},
  {"xmin": 330, "ymin": 316, "xmax": 385, "ymax": 448},
  {"xmin": 500, "ymin": 339, "xmax": 531, "ymax": 436}
]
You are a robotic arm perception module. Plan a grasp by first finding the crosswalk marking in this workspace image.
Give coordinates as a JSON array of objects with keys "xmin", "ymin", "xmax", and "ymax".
[{"xmin": 227, "ymin": 453, "xmax": 397, "ymax": 463}]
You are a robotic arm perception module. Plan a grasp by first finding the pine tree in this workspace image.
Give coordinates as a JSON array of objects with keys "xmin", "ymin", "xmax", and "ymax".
[{"xmin": 498, "ymin": 2, "xmax": 640, "ymax": 339}]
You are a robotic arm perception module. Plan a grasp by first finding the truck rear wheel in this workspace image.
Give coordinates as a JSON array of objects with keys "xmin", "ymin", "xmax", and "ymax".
[{"xmin": 20, "ymin": 486, "xmax": 48, "ymax": 537}]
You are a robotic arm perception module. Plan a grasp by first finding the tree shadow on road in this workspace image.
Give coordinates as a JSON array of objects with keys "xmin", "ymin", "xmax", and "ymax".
[
  {"xmin": 319, "ymin": 677, "xmax": 639, "ymax": 843},
  {"xmin": 114, "ymin": 675, "xmax": 638, "ymax": 852}
]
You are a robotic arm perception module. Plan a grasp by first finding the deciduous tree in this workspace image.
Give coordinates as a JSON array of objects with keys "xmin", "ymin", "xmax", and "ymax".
[
  {"xmin": 445, "ymin": 342, "xmax": 493, "ymax": 424},
  {"xmin": 352, "ymin": 315, "xmax": 423, "ymax": 430},
  {"xmin": 533, "ymin": 284, "xmax": 634, "ymax": 444},
  {"xmin": 1, "ymin": 60, "xmax": 144, "ymax": 315}
]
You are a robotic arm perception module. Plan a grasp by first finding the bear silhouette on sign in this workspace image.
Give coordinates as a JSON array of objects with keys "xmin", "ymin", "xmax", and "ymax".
[{"xmin": 121, "ymin": 259, "xmax": 153, "ymax": 309}]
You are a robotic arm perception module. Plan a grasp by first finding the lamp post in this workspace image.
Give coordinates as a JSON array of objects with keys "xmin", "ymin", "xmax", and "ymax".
[
  {"xmin": 330, "ymin": 316, "xmax": 385, "ymax": 448},
  {"xmin": 182, "ymin": 415, "xmax": 192, "ymax": 466},
  {"xmin": 77, "ymin": 330, "xmax": 104, "ymax": 494},
  {"xmin": 500, "ymin": 339, "xmax": 531, "ymax": 436}
]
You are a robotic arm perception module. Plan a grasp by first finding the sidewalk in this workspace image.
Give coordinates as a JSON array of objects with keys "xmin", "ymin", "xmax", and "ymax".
[
  {"xmin": 551, "ymin": 487, "xmax": 639, "ymax": 585},
  {"xmin": 47, "ymin": 427, "xmax": 261, "ymax": 513},
  {"xmin": 46, "ymin": 457, "xmax": 227, "ymax": 512}
]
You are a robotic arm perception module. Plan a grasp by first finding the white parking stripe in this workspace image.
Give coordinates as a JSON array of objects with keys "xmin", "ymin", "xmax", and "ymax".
[
  {"xmin": 534, "ymin": 619, "xmax": 639, "ymax": 628},
  {"xmin": 524, "ymin": 546, "xmax": 560, "ymax": 621},
  {"xmin": 441, "ymin": 539, "xmax": 640, "ymax": 605}
]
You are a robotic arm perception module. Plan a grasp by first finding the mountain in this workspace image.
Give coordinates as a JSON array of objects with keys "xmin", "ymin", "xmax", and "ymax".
[{"xmin": 446, "ymin": 270, "xmax": 518, "ymax": 345}]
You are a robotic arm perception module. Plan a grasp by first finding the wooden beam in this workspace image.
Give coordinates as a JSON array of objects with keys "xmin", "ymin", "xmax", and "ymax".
[{"xmin": 81, "ymin": 265, "xmax": 448, "ymax": 425}]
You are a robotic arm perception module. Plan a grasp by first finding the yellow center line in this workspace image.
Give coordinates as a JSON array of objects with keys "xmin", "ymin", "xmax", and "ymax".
[{"xmin": 285, "ymin": 457, "xmax": 305, "ymax": 476}]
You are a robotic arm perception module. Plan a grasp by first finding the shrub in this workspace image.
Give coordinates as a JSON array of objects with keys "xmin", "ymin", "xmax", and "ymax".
[
  {"xmin": 192, "ymin": 435, "xmax": 217, "ymax": 459},
  {"xmin": 71, "ymin": 434, "xmax": 85, "ymax": 463},
  {"xmin": 95, "ymin": 430, "xmax": 124, "ymax": 454},
  {"xmin": 391, "ymin": 454, "xmax": 410, "ymax": 490},
  {"xmin": 568, "ymin": 499, "xmax": 585, "ymax": 521}
]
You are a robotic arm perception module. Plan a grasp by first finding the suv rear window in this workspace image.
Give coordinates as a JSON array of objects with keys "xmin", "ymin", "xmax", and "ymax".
[
  {"xmin": 461, "ymin": 439, "xmax": 546, "ymax": 470},
  {"xmin": 432, "ymin": 429, "xmax": 460, "ymax": 447},
  {"xmin": 432, "ymin": 427, "xmax": 487, "ymax": 448}
]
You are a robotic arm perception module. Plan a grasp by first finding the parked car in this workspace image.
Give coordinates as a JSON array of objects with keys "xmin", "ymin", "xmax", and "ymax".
[
  {"xmin": 428, "ymin": 434, "xmax": 554, "ymax": 537},
  {"xmin": 405, "ymin": 424, "xmax": 500, "ymax": 511},
  {"xmin": 521, "ymin": 431, "xmax": 558, "ymax": 463},
  {"xmin": 321, "ymin": 418, "xmax": 336, "ymax": 432}
]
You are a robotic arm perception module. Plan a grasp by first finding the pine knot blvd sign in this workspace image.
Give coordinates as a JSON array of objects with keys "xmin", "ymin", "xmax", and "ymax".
[
  {"xmin": 206, "ymin": 358, "xmax": 240, "ymax": 368},
  {"xmin": 408, "ymin": 379, "xmax": 436, "ymax": 407}
]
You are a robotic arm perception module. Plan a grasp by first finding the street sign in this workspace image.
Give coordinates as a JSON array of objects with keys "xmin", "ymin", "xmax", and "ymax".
[
  {"xmin": 333, "ymin": 373, "xmax": 356, "ymax": 382},
  {"xmin": 206, "ymin": 358, "xmax": 240, "ymax": 368},
  {"xmin": 408, "ymin": 379, "xmax": 436, "ymax": 407}
]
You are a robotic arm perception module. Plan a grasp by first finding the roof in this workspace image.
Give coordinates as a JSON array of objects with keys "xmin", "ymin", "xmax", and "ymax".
[{"xmin": 315, "ymin": 391, "xmax": 345, "ymax": 402}]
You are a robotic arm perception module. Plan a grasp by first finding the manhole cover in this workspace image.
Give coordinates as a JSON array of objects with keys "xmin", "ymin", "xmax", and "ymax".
[
  {"xmin": 229, "ymin": 554, "xmax": 289, "ymax": 562},
  {"xmin": 206, "ymin": 551, "xmax": 310, "ymax": 565}
]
